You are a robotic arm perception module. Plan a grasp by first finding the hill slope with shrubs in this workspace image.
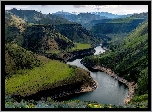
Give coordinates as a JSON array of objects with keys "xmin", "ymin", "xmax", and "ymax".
[{"xmin": 82, "ymin": 21, "xmax": 148, "ymax": 107}]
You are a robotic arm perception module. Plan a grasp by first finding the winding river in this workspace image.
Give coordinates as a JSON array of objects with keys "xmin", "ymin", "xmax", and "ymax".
[{"xmin": 66, "ymin": 46, "xmax": 129, "ymax": 106}]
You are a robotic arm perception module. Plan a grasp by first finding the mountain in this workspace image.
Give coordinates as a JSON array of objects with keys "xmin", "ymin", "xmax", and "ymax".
[
  {"xmin": 91, "ymin": 12, "xmax": 132, "ymax": 18},
  {"xmin": 6, "ymin": 9, "xmax": 100, "ymax": 46},
  {"xmin": 5, "ymin": 11, "xmax": 74, "ymax": 55},
  {"xmin": 22, "ymin": 24, "xmax": 74, "ymax": 53},
  {"xmin": 7, "ymin": 8, "xmax": 73, "ymax": 25},
  {"xmin": 53, "ymin": 12, "xmax": 133, "ymax": 29},
  {"xmin": 83, "ymin": 21, "xmax": 148, "ymax": 97},
  {"xmin": 91, "ymin": 15, "xmax": 147, "ymax": 35},
  {"xmin": 53, "ymin": 12, "xmax": 107, "ymax": 28},
  {"xmin": 130, "ymin": 12, "xmax": 148, "ymax": 19},
  {"xmin": 55, "ymin": 23, "xmax": 101, "ymax": 46},
  {"xmin": 90, "ymin": 12, "xmax": 148, "ymax": 46},
  {"xmin": 52, "ymin": 11, "xmax": 72, "ymax": 15}
]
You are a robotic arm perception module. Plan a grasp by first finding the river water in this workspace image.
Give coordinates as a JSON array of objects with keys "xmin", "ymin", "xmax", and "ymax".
[{"xmin": 66, "ymin": 46, "xmax": 129, "ymax": 106}]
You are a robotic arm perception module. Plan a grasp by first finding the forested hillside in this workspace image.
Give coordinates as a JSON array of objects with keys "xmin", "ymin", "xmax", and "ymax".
[
  {"xmin": 55, "ymin": 23, "xmax": 101, "ymax": 46},
  {"xmin": 83, "ymin": 21, "xmax": 148, "ymax": 106}
]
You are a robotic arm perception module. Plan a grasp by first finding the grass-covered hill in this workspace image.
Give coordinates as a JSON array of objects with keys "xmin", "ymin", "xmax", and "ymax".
[
  {"xmin": 82, "ymin": 21, "xmax": 148, "ymax": 106},
  {"xmin": 5, "ymin": 42, "xmax": 97, "ymax": 101}
]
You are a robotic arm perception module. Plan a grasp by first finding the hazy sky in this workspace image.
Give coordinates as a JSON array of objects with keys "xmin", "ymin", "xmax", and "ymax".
[{"xmin": 5, "ymin": 5, "xmax": 148, "ymax": 15}]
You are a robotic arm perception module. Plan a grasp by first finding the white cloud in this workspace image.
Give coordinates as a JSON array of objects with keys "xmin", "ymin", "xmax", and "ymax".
[
  {"xmin": 5, "ymin": 5, "xmax": 30, "ymax": 10},
  {"xmin": 73, "ymin": 5, "xmax": 89, "ymax": 8}
]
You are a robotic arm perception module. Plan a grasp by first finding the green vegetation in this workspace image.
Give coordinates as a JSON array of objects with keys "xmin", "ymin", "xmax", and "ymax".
[
  {"xmin": 22, "ymin": 25, "xmax": 74, "ymax": 53},
  {"xmin": 71, "ymin": 43, "xmax": 91, "ymax": 51},
  {"xmin": 90, "ymin": 12, "xmax": 147, "ymax": 47},
  {"xmin": 55, "ymin": 24, "xmax": 101, "ymax": 46},
  {"xmin": 5, "ymin": 43, "xmax": 41, "ymax": 76},
  {"xmin": 5, "ymin": 9, "xmax": 149, "ymax": 108},
  {"xmin": 83, "ymin": 21, "xmax": 148, "ymax": 106},
  {"xmin": 6, "ymin": 95, "xmax": 148, "ymax": 108},
  {"xmin": 5, "ymin": 96, "xmax": 100, "ymax": 108},
  {"xmin": 5, "ymin": 43, "xmax": 94, "ymax": 98},
  {"xmin": 5, "ymin": 59, "xmax": 75, "ymax": 96}
]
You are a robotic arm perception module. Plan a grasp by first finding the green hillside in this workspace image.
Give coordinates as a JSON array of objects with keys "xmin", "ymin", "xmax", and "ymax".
[
  {"xmin": 22, "ymin": 24, "xmax": 74, "ymax": 53},
  {"xmin": 5, "ymin": 43, "xmax": 41, "ymax": 76},
  {"xmin": 5, "ymin": 11, "xmax": 74, "ymax": 54},
  {"xmin": 83, "ymin": 21, "xmax": 148, "ymax": 106},
  {"xmin": 6, "ymin": 9, "xmax": 100, "ymax": 48},
  {"xmin": 90, "ymin": 12, "xmax": 148, "ymax": 47},
  {"xmin": 5, "ymin": 10, "xmax": 97, "ymax": 104},
  {"xmin": 55, "ymin": 23, "xmax": 101, "ymax": 46}
]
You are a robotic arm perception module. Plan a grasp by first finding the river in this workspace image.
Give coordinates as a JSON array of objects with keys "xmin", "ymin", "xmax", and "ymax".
[{"xmin": 66, "ymin": 46, "xmax": 129, "ymax": 106}]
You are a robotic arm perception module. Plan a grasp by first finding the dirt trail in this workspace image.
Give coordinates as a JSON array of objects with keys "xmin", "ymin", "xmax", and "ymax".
[{"xmin": 94, "ymin": 65, "xmax": 138, "ymax": 104}]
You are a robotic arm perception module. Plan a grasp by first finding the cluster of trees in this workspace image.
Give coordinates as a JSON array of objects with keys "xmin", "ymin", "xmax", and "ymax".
[{"xmin": 5, "ymin": 43, "xmax": 41, "ymax": 76}]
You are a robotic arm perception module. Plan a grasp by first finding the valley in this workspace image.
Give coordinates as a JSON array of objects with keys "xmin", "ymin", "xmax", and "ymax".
[{"xmin": 4, "ymin": 6, "xmax": 149, "ymax": 109}]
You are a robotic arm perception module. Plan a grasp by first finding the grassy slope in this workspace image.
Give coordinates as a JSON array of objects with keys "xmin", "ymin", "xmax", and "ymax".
[
  {"xmin": 5, "ymin": 59, "xmax": 75, "ymax": 96},
  {"xmin": 5, "ymin": 43, "xmax": 93, "ymax": 97},
  {"xmin": 71, "ymin": 43, "xmax": 91, "ymax": 51}
]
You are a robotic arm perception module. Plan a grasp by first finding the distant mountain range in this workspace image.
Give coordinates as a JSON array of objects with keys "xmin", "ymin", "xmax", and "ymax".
[
  {"xmin": 53, "ymin": 11, "xmax": 133, "ymax": 18},
  {"xmin": 91, "ymin": 12, "xmax": 133, "ymax": 18}
]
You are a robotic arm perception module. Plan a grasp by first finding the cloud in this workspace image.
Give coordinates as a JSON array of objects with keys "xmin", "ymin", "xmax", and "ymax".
[
  {"xmin": 73, "ymin": 5, "xmax": 108, "ymax": 8},
  {"xmin": 5, "ymin": 5, "xmax": 30, "ymax": 10},
  {"xmin": 41, "ymin": 5, "xmax": 51, "ymax": 7},
  {"xmin": 73, "ymin": 5, "xmax": 88, "ymax": 8}
]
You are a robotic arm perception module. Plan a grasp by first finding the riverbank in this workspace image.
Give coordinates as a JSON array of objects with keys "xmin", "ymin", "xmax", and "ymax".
[
  {"xmin": 93, "ymin": 65, "xmax": 138, "ymax": 104},
  {"xmin": 80, "ymin": 80, "xmax": 98, "ymax": 93}
]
